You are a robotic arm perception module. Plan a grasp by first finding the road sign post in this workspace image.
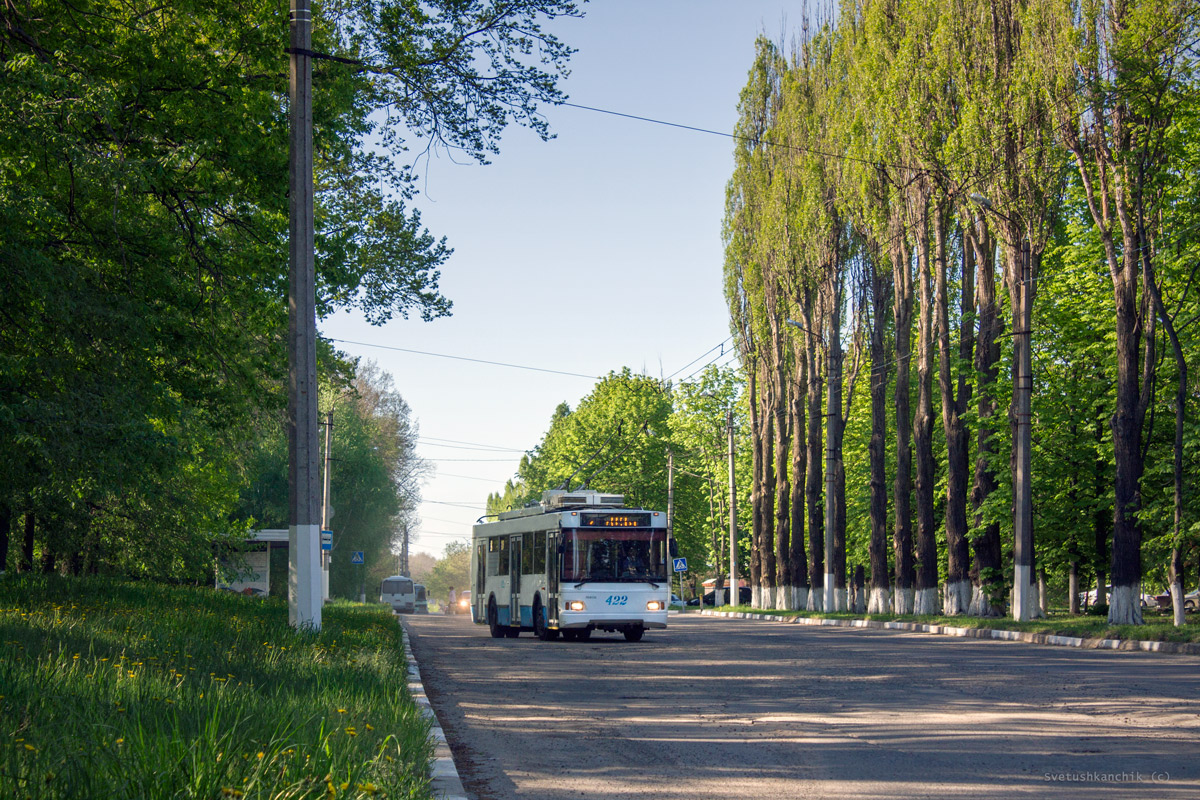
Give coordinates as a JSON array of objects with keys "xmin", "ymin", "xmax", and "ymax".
[
  {"xmin": 672, "ymin": 558, "xmax": 687, "ymax": 610},
  {"xmin": 350, "ymin": 550, "xmax": 365, "ymax": 602}
]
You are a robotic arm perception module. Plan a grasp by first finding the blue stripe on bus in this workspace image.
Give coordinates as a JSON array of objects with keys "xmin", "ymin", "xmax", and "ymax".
[{"xmin": 519, "ymin": 605, "xmax": 533, "ymax": 628}]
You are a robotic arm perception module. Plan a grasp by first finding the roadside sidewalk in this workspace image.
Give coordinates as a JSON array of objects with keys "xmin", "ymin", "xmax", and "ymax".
[
  {"xmin": 699, "ymin": 609, "xmax": 1200, "ymax": 655},
  {"xmin": 401, "ymin": 618, "xmax": 469, "ymax": 800}
]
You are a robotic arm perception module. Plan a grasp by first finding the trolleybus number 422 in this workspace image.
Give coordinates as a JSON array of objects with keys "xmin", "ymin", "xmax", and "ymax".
[{"xmin": 470, "ymin": 489, "xmax": 675, "ymax": 643}]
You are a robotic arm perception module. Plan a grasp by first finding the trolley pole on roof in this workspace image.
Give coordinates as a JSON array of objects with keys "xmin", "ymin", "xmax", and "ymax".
[{"xmin": 287, "ymin": 0, "xmax": 321, "ymax": 630}]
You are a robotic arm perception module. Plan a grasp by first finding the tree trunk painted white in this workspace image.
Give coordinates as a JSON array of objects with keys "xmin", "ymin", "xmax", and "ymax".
[
  {"xmin": 834, "ymin": 587, "xmax": 848, "ymax": 612},
  {"xmin": 943, "ymin": 580, "xmax": 970, "ymax": 615},
  {"xmin": 807, "ymin": 589, "xmax": 824, "ymax": 612},
  {"xmin": 1170, "ymin": 581, "xmax": 1185, "ymax": 627},
  {"xmin": 914, "ymin": 587, "xmax": 938, "ymax": 615},
  {"xmin": 794, "ymin": 586, "xmax": 808, "ymax": 611},
  {"xmin": 894, "ymin": 587, "xmax": 915, "ymax": 615},
  {"xmin": 868, "ymin": 587, "xmax": 890, "ymax": 614},
  {"xmin": 714, "ymin": 587, "xmax": 726, "ymax": 607},
  {"xmin": 752, "ymin": 585, "xmax": 763, "ymax": 609},
  {"xmin": 1107, "ymin": 584, "xmax": 1143, "ymax": 625},
  {"xmin": 1037, "ymin": 569, "xmax": 1048, "ymax": 618},
  {"xmin": 968, "ymin": 584, "xmax": 1000, "ymax": 617}
]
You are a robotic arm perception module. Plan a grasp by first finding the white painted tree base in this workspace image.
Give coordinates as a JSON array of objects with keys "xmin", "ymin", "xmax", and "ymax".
[
  {"xmin": 1108, "ymin": 584, "xmax": 1144, "ymax": 625},
  {"xmin": 943, "ymin": 580, "xmax": 970, "ymax": 615},
  {"xmin": 968, "ymin": 584, "xmax": 1002, "ymax": 617},
  {"xmin": 834, "ymin": 588, "xmax": 848, "ymax": 612},
  {"xmin": 868, "ymin": 587, "xmax": 890, "ymax": 614},
  {"xmin": 914, "ymin": 587, "xmax": 938, "ymax": 615},
  {"xmin": 793, "ymin": 586, "xmax": 809, "ymax": 610},
  {"xmin": 807, "ymin": 590, "xmax": 824, "ymax": 612},
  {"xmin": 751, "ymin": 585, "xmax": 762, "ymax": 609},
  {"xmin": 1170, "ymin": 582, "xmax": 1185, "ymax": 627},
  {"xmin": 893, "ymin": 588, "xmax": 915, "ymax": 615}
]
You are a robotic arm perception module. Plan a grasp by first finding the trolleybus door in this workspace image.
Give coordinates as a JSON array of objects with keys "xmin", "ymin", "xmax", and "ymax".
[
  {"xmin": 509, "ymin": 534, "xmax": 521, "ymax": 628},
  {"xmin": 474, "ymin": 542, "xmax": 486, "ymax": 620},
  {"xmin": 547, "ymin": 532, "xmax": 559, "ymax": 625}
]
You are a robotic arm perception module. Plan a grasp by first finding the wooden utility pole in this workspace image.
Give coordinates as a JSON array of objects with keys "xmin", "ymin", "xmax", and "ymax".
[{"xmin": 287, "ymin": 0, "xmax": 321, "ymax": 630}]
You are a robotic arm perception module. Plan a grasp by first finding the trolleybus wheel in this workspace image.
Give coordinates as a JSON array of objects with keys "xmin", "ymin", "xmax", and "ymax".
[
  {"xmin": 487, "ymin": 598, "xmax": 505, "ymax": 639},
  {"xmin": 623, "ymin": 625, "xmax": 644, "ymax": 642},
  {"xmin": 533, "ymin": 598, "xmax": 558, "ymax": 641}
]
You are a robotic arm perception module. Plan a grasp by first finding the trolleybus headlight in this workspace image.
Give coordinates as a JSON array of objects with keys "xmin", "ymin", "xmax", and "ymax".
[
  {"xmin": 646, "ymin": 600, "xmax": 664, "ymax": 611},
  {"xmin": 566, "ymin": 600, "xmax": 586, "ymax": 612}
]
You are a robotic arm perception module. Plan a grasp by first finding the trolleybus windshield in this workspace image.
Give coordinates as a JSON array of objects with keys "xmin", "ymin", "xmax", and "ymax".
[{"xmin": 561, "ymin": 527, "xmax": 667, "ymax": 583}]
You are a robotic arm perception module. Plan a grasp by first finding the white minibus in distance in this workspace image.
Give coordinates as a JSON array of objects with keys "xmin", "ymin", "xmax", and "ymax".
[{"xmin": 380, "ymin": 575, "xmax": 417, "ymax": 613}]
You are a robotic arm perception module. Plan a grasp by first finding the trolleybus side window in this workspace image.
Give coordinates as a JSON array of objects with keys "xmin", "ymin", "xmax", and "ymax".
[
  {"xmin": 488, "ymin": 536, "xmax": 509, "ymax": 576},
  {"xmin": 533, "ymin": 531, "xmax": 546, "ymax": 573},
  {"xmin": 521, "ymin": 532, "xmax": 535, "ymax": 575}
]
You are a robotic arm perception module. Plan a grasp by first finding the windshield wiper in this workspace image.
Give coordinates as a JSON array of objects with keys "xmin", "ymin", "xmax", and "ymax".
[{"xmin": 623, "ymin": 577, "xmax": 660, "ymax": 588}]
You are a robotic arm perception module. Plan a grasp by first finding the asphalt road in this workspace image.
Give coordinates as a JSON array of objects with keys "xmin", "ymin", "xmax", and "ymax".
[{"xmin": 402, "ymin": 612, "xmax": 1200, "ymax": 799}]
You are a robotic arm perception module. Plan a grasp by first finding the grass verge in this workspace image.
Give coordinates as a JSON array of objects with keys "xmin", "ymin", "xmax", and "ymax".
[
  {"xmin": 701, "ymin": 605, "xmax": 1200, "ymax": 643},
  {"xmin": 0, "ymin": 575, "xmax": 432, "ymax": 799}
]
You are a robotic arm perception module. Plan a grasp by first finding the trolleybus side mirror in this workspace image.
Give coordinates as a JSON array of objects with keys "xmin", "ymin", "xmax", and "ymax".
[
  {"xmin": 669, "ymin": 539, "xmax": 679, "ymax": 558},
  {"xmin": 557, "ymin": 541, "xmax": 565, "ymax": 555}
]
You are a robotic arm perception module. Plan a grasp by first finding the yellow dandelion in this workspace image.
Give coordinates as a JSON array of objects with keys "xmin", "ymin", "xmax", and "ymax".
[
  {"xmin": 116, "ymin": 738, "xmax": 124, "ymax": 745},
  {"xmin": 345, "ymin": 727, "xmax": 357, "ymax": 736},
  {"xmin": 357, "ymin": 782, "xmax": 378, "ymax": 794},
  {"xmin": 256, "ymin": 751, "xmax": 265, "ymax": 760},
  {"xmin": 24, "ymin": 744, "xmax": 36, "ymax": 752},
  {"xmin": 365, "ymin": 723, "xmax": 374, "ymax": 731},
  {"xmin": 336, "ymin": 708, "xmax": 347, "ymax": 714}
]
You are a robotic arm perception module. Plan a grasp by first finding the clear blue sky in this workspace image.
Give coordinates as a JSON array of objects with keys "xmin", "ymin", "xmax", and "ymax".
[{"xmin": 323, "ymin": 1, "xmax": 805, "ymax": 559}]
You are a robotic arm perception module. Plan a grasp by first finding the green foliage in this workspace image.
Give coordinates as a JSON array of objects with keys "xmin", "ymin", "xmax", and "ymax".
[
  {"xmin": 0, "ymin": 574, "xmax": 433, "ymax": 799},
  {"xmin": 421, "ymin": 542, "xmax": 470, "ymax": 608},
  {"xmin": 0, "ymin": 0, "xmax": 579, "ymax": 579}
]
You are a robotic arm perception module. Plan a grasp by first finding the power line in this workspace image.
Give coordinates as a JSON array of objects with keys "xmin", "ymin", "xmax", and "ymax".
[
  {"xmin": 559, "ymin": 102, "xmax": 915, "ymax": 171},
  {"xmin": 324, "ymin": 337, "xmax": 600, "ymax": 379},
  {"xmin": 663, "ymin": 337, "xmax": 733, "ymax": 382},
  {"xmin": 419, "ymin": 435, "xmax": 526, "ymax": 451},
  {"xmin": 435, "ymin": 471, "xmax": 510, "ymax": 483},
  {"xmin": 425, "ymin": 457, "xmax": 520, "ymax": 462}
]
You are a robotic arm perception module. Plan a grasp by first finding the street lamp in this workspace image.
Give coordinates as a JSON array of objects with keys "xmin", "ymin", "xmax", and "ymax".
[{"xmin": 970, "ymin": 193, "xmax": 1035, "ymax": 622}]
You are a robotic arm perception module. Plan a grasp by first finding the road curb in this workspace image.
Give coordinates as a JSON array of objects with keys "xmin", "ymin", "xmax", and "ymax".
[
  {"xmin": 400, "ymin": 620, "xmax": 469, "ymax": 800},
  {"xmin": 699, "ymin": 609, "xmax": 1200, "ymax": 655}
]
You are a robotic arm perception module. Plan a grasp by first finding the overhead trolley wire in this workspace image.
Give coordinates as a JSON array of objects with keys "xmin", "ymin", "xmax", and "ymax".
[{"xmin": 325, "ymin": 337, "xmax": 600, "ymax": 379}]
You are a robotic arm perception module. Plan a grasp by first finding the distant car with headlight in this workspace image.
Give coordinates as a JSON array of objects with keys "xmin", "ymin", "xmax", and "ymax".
[{"xmin": 456, "ymin": 590, "xmax": 472, "ymax": 615}]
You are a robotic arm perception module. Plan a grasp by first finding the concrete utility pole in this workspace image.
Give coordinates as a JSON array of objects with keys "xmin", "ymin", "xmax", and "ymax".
[
  {"xmin": 321, "ymin": 409, "xmax": 333, "ymax": 603},
  {"xmin": 969, "ymin": 194, "xmax": 1034, "ymax": 621},
  {"xmin": 401, "ymin": 526, "xmax": 410, "ymax": 577},
  {"xmin": 824, "ymin": 339, "xmax": 838, "ymax": 613},
  {"xmin": 667, "ymin": 450, "xmax": 675, "ymax": 602},
  {"xmin": 287, "ymin": 0, "xmax": 321, "ymax": 630},
  {"xmin": 1013, "ymin": 238, "xmax": 1034, "ymax": 621},
  {"xmin": 727, "ymin": 408, "xmax": 737, "ymax": 607}
]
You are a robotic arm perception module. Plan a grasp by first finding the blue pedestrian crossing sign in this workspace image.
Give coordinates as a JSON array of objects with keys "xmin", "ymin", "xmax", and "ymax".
[
  {"xmin": 350, "ymin": 551, "xmax": 364, "ymax": 565},
  {"xmin": 673, "ymin": 557, "xmax": 688, "ymax": 573}
]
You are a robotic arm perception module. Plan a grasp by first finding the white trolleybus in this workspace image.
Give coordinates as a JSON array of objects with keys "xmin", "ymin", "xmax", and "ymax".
[{"xmin": 470, "ymin": 489, "xmax": 673, "ymax": 642}]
